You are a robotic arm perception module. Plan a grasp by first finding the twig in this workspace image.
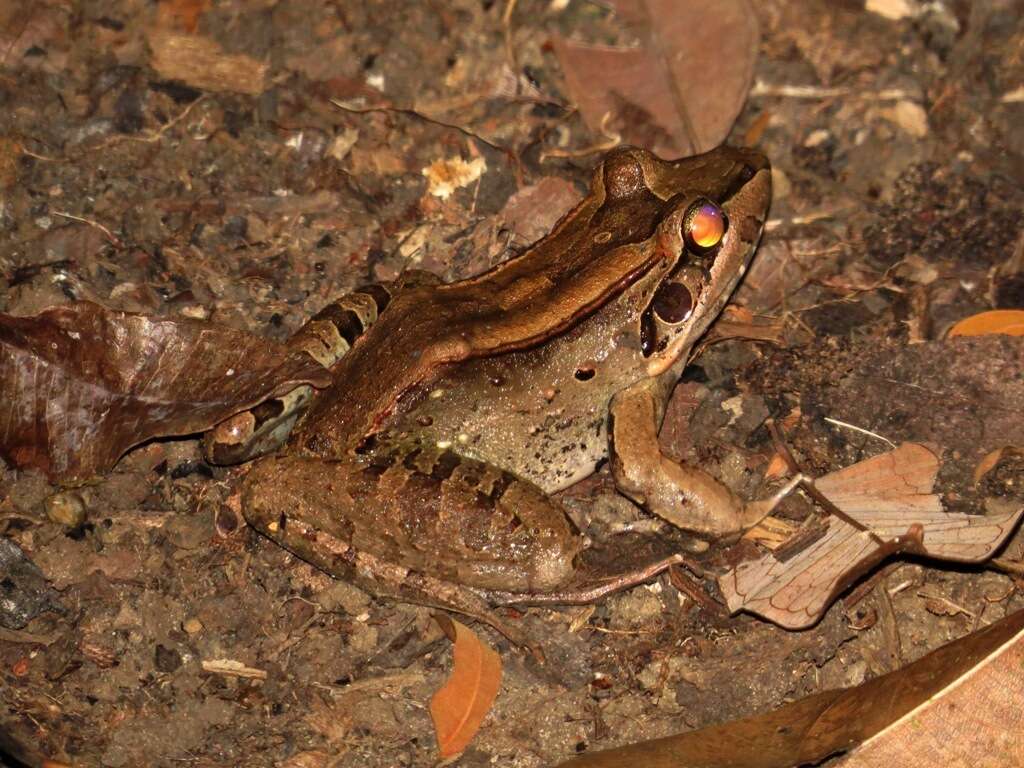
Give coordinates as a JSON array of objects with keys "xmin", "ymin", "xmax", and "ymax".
[
  {"xmin": 96, "ymin": 95, "xmax": 208, "ymax": 148},
  {"xmin": 539, "ymin": 111, "xmax": 621, "ymax": 162},
  {"xmin": 823, "ymin": 417, "xmax": 896, "ymax": 449},
  {"xmin": 51, "ymin": 210, "xmax": 121, "ymax": 246}
]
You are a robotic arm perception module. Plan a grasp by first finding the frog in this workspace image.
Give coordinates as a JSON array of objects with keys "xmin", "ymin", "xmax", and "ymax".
[{"xmin": 210, "ymin": 144, "xmax": 777, "ymax": 634}]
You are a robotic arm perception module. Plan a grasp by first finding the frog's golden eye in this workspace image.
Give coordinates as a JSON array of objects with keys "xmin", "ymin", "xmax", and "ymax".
[{"xmin": 683, "ymin": 200, "xmax": 726, "ymax": 251}]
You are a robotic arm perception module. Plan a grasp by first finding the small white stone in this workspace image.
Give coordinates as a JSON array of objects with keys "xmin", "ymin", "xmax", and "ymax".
[
  {"xmin": 866, "ymin": 0, "xmax": 919, "ymax": 20},
  {"xmin": 803, "ymin": 129, "xmax": 831, "ymax": 148}
]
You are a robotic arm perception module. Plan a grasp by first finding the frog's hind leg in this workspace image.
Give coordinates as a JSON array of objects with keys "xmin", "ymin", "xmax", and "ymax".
[
  {"xmin": 203, "ymin": 282, "xmax": 394, "ymax": 464},
  {"xmin": 608, "ymin": 380, "xmax": 799, "ymax": 539},
  {"xmin": 240, "ymin": 446, "xmax": 581, "ymax": 653}
]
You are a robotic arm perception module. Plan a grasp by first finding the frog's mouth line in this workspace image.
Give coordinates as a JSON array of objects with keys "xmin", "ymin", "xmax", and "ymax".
[{"xmin": 645, "ymin": 167, "xmax": 771, "ymax": 377}]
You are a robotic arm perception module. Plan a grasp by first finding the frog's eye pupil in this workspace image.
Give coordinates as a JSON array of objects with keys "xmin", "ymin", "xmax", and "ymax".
[
  {"xmin": 684, "ymin": 200, "xmax": 726, "ymax": 251},
  {"xmin": 651, "ymin": 281, "xmax": 693, "ymax": 324}
]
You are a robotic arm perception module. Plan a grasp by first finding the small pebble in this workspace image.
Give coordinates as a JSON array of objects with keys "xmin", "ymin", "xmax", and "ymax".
[
  {"xmin": 44, "ymin": 490, "xmax": 87, "ymax": 527},
  {"xmin": 183, "ymin": 618, "xmax": 204, "ymax": 635}
]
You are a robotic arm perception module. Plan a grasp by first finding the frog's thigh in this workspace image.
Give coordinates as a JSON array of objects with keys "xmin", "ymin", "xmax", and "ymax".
[
  {"xmin": 241, "ymin": 452, "xmax": 580, "ymax": 594},
  {"xmin": 204, "ymin": 283, "xmax": 393, "ymax": 465},
  {"xmin": 608, "ymin": 382, "xmax": 746, "ymax": 538}
]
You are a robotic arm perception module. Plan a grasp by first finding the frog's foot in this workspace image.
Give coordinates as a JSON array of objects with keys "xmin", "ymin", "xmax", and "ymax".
[
  {"xmin": 203, "ymin": 282, "xmax": 395, "ymax": 465},
  {"xmin": 609, "ymin": 385, "xmax": 798, "ymax": 540}
]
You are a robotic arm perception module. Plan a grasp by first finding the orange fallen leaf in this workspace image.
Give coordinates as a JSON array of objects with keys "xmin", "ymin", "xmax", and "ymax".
[
  {"xmin": 763, "ymin": 452, "xmax": 791, "ymax": 480},
  {"xmin": 973, "ymin": 447, "xmax": 1007, "ymax": 486},
  {"xmin": 947, "ymin": 309, "xmax": 1024, "ymax": 337},
  {"xmin": 429, "ymin": 615, "xmax": 502, "ymax": 758}
]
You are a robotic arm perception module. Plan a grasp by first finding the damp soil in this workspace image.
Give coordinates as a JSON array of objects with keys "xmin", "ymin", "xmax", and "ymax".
[{"xmin": 1, "ymin": 2, "xmax": 1023, "ymax": 767}]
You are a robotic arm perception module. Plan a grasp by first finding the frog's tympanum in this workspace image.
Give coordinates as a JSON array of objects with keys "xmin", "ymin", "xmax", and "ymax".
[{"xmin": 208, "ymin": 145, "xmax": 773, "ymax": 627}]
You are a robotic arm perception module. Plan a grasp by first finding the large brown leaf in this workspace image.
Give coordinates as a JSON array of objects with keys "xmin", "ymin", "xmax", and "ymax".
[
  {"xmin": 555, "ymin": 608, "xmax": 1024, "ymax": 767},
  {"xmin": 0, "ymin": 301, "xmax": 331, "ymax": 483},
  {"xmin": 553, "ymin": 0, "xmax": 759, "ymax": 156}
]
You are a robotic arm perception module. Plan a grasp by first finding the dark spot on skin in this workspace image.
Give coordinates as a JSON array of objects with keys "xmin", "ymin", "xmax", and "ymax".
[
  {"xmin": 359, "ymin": 282, "xmax": 392, "ymax": 314},
  {"xmin": 681, "ymin": 364, "xmax": 708, "ymax": 383},
  {"xmin": 304, "ymin": 434, "xmax": 332, "ymax": 454},
  {"xmin": 277, "ymin": 512, "xmax": 287, "ymax": 531},
  {"xmin": 574, "ymin": 366, "xmax": 596, "ymax": 381},
  {"xmin": 487, "ymin": 473, "xmax": 513, "ymax": 501},
  {"xmin": 363, "ymin": 451, "xmax": 394, "ymax": 478},
  {"xmin": 431, "ymin": 451, "xmax": 461, "ymax": 481},
  {"xmin": 640, "ymin": 310, "xmax": 657, "ymax": 356},
  {"xmin": 251, "ymin": 398, "xmax": 285, "ymax": 426},
  {"xmin": 354, "ymin": 434, "xmax": 377, "ymax": 454},
  {"xmin": 490, "ymin": 375, "xmax": 505, "ymax": 387},
  {"xmin": 402, "ymin": 448, "xmax": 423, "ymax": 471}
]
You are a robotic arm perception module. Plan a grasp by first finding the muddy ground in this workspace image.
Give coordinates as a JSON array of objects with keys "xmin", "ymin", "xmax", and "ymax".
[{"xmin": 1, "ymin": 1, "xmax": 1023, "ymax": 766}]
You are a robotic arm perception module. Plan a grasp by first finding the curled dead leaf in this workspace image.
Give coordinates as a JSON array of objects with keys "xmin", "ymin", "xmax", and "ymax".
[
  {"xmin": 0, "ymin": 301, "xmax": 331, "ymax": 483},
  {"xmin": 429, "ymin": 615, "xmax": 502, "ymax": 758},
  {"xmin": 947, "ymin": 309, "xmax": 1024, "ymax": 338},
  {"xmin": 720, "ymin": 443, "xmax": 1024, "ymax": 629}
]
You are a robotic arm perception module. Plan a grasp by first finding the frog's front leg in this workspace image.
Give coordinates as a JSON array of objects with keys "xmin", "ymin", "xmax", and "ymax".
[
  {"xmin": 240, "ymin": 446, "xmax": 582, "ymax": 633},
  {"xmin": 608, "ymin": 379, "xmax": 790, "ymax": 539}
]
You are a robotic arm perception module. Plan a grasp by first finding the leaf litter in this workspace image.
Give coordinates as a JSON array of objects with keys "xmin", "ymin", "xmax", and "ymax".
[{"xmin": 0, "ymin": 301, "xmax": 330, "ymax": 483}]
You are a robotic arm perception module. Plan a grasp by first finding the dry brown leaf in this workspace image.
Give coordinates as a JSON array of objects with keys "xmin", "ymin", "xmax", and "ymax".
[
  {"xmin": 429, "ymin": 615, "xmax": 502, "ymax": 758},
  {"xmin": 763, "ymin": 452, "xmax": 791, "ymax": 480},
  {"xmin": 719, "ymin": 443, "xmax": 1024, "ymax": 628},
  {"xmin": 832, "ymin": 614, "xmax": 1023, "ymax": 766},
  {"xmin": 555, "ymin": 609, "xmax": 1024, "ymax": 768},
  {"xmin": 0, "ymin": 301, "xmax": 330, "ymax": 483},
  {"xmin": 947, "ymin": 309, "xmax": 1024, "ymax": 338},
  {"xmin": 553, "ymin": 0, "xmax": 758, "ymax": 156},
  {"xmin": 973, "ymin": 447, "xmax": 1007, "ymax": 485}
]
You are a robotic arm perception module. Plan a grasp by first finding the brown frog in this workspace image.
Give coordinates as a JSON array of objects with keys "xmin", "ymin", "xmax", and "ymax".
[{"xmin": 210, "ymin": 145, "xmax": 775, "ymax": 630}]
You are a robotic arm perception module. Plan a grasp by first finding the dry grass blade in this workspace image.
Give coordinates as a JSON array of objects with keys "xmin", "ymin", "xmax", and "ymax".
[
  {"xmin": 429, "ymin": 615, "xmax": 503, "ymax": 758},
  {"xmin": 719, "ymin": 443, "xmax": 1024, "ymax": 628},
  {"xmin": 0, "ymin": 301, "xmax": 331, "ymax": 483}
]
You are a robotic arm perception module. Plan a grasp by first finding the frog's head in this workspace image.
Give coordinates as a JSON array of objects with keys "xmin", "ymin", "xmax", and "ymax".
[{"xmin": 597, "ymin": 145, "xmax": 771, "ymax": 376}]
